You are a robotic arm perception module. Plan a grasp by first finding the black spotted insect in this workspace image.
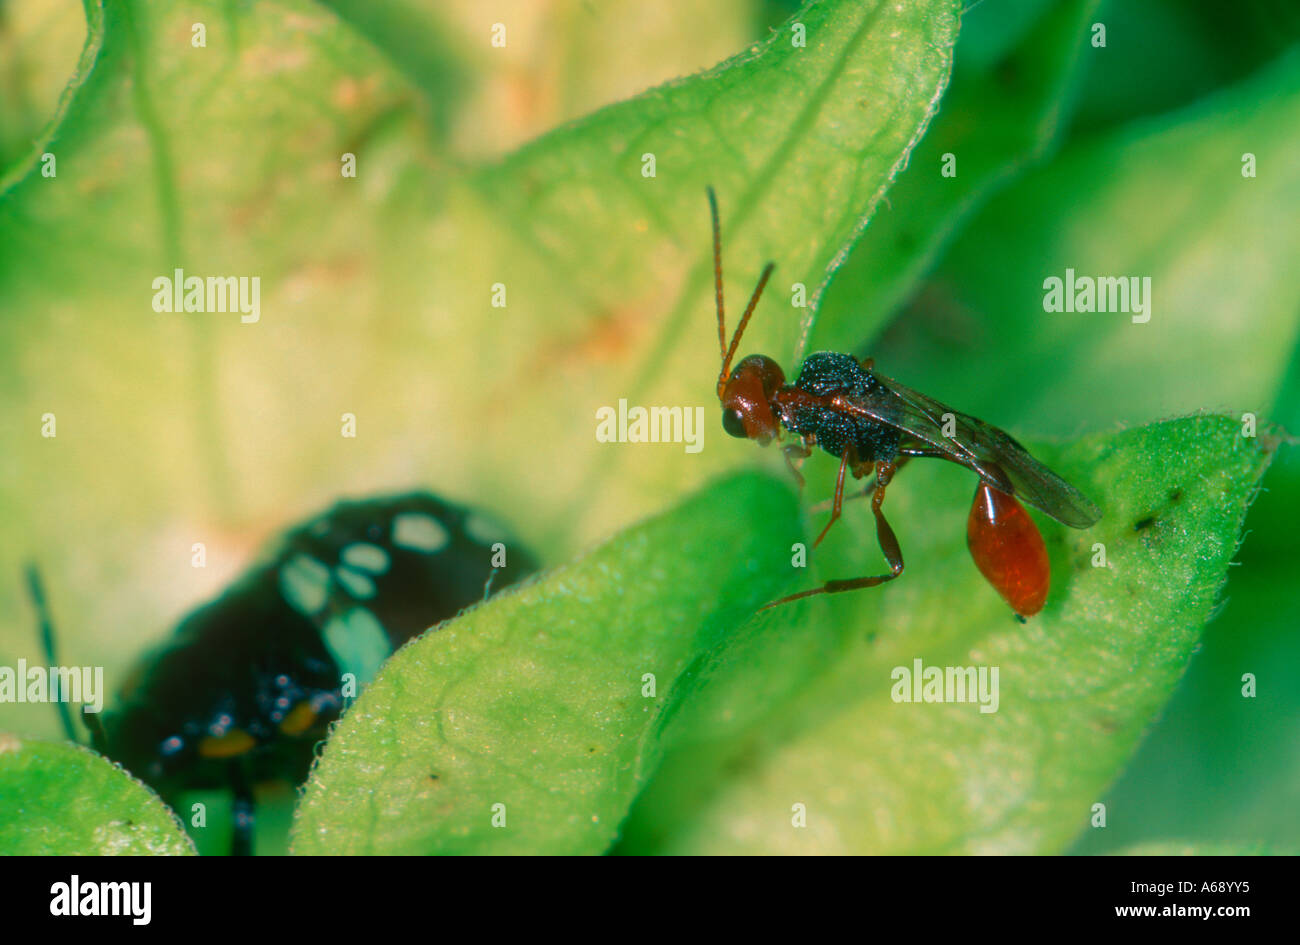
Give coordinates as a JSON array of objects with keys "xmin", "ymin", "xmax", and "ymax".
[{"xmin": 27, "ymin": 491, "xmax": 538, "ymax": 855}]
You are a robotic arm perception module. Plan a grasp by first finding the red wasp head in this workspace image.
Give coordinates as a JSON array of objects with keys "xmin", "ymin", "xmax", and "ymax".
[
  {"xmin": 708, "ymin": 187, "xmax": 782, "ymax": 445},
  {"xmin": 720, "ymin": 354, "xmax": 785, "ymax": 443}
]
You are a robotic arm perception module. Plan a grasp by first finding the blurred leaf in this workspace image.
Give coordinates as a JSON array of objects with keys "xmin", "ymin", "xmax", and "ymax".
[
  {"xmin": 291, "ymin": 471, "xmax": 800, "ymax": 854},
  {"xmin": 1070, "ymin": 0, "xmax": 1300, "ymax": 137},
  {"xmin": 1111, "ymin": 842, "xmax": 1279, "ymax": 855},
  {"xmin": 317, "ymin": 0, "xmax": 760, "ymax": 157},
  {"xmin": 939, "ymin": 0, "xmax": 1055, "ymax": 73},
  {"xmin": 0, "ymin": 0, "xmax": 959, "ymax": 742},
  {"xmin": 812, "ymin": 0, "xmax": 1099, "ymax": 354},
  {"xmin": 0, "ymin": 0, "xmax": 88, "ymax": 176},
  {"xmin": 617, "ymin": 415, "xmax": 1277, "ymax": 854},
  {"xmin": 869, "ymin": 48, "xmax": 1300, "ymax": 434},
  {"xmin": 313, "ymin": 0, "xmax": 470, "ymax": 146},
  {"xmin": 0, "ymin": 733, "xmax": 194, "ymax": 854}
]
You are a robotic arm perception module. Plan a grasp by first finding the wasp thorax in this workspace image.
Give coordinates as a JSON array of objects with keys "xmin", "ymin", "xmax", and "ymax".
[{"xmin": 720, "ymin": 354, "xmax": 786, "ymax": 443}]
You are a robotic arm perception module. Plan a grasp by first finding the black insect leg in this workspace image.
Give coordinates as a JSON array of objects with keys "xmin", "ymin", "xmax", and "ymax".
[
  {"xmin": 762, "ymin": 461, "xmax": 905, "ymax": 610},
  {"xmin": 81, "ymin": 707, "xmax": 107, "ymax": 752},
  {"xmin": 229, "ymin": 761, "xmax": 255, "ymax": 857},
  {"xmin": 24, "ymin": 564, "xmax": 78, "ymax": 743}
]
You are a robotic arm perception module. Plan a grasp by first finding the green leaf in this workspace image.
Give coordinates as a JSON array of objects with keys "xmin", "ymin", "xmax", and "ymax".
[
  {"xmin": 834, "ymin": 42, "xmax": 1300, "ymax": 855},
  {"xmin": 0, "ymin": 733, "xmax": 194, "ymax": 855},
  {"xmin": 1072, "ymin": 364, "xmax": 1300, "ymax": 852},
  {"xmin": 291, "ymin": 471, "xmax": 800, "ymax": 854},
  {"xmin": 1075, "ymin": 488, "xmax": 1300, "ymax": 852},
  {"xmin": 313, "ymin": 0, "xmax": 763, "ymax": 155},
  {"xmin": 812, "ymin": 0, "xmax": 1100, "ymax": 354},
  {"xmin": 0, "ymin": 0, "xmax": 88, "ymax": 176},
  {"xmin": 617, "ymin": 415, "xmax": 1278, "ymax": 854},
  {"xmin": 1069, "ymin": 0, "xmax": 1300, "ymax": 137},
  {"xmin": 1110, "ymin": 842, "xmax": 1282, "ymax": 856},
  {"xmin": 0, "ymin": 0, "xmax": 960, "ymax": 749},
  {"xmin": 871, "ymin": 48, "xmax": 1300, "ymax": 433}
]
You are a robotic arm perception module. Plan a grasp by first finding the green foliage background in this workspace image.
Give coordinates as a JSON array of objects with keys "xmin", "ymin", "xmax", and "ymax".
[{"xmin": 0, "ymin": 0, "xmax": 1296, "ymax": 854}]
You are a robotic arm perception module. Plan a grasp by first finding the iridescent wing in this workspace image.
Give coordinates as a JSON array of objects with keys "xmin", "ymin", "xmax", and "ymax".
[{"xmin": 830, "ymin": 371, "xmax": 1102, "ymax": 528}]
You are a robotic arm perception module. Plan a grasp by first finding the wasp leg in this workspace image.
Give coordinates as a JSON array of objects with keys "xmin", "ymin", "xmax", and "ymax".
[
  {"xmin": 811, "ymin": 452, "xmax": 923, "ymax": 514},
  {"xmin": 762, "ymin": 461, "xmax": 904, "ymax": 609},
  {"xmin": 229, "ymin": 761, "xmax": 255, "ymax": 857},
  {"xmin": 812, "ymin": 447, "xmax": 853, "ymax": 548},
  {"xmin": 782, "ymin": 438, "xmax": 813, "ymax": 491}
]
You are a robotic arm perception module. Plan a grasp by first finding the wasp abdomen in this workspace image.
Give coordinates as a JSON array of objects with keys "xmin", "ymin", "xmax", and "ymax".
[{"xmin": 966, "ymin": 482, "xmax": 1050, "ymax": 617}]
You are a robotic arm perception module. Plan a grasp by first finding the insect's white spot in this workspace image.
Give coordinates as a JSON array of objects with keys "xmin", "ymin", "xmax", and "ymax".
[
  {"xmin": 160, "ymin": 735, "xmax": 184, "ymax": 756},
  {"xmin": 341, "ymin": 542, "xmax": 390, "ymax": 574},
  {"xmin": 279, "ymin": 554, "xmax": 331, "ymax": 615},
  {"xmin": 392, "ymin": 513, "xmax": 449, "ymax": 553},
  {"xmin": 335, "ymin": 565, "xmax": 377, "ymax": 600},
  {"xmin": 464, "ymin": 512, "xmax": 506, "ymax": 546},
  {"xmin": 322, "ymin": 608, "xmax": 392, "ymax": 687}
]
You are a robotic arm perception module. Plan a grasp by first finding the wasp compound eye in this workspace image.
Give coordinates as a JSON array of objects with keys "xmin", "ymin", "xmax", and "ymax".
[{"xmin": 722, "ymin": 408, "xmax": 747, "ymax": 438}]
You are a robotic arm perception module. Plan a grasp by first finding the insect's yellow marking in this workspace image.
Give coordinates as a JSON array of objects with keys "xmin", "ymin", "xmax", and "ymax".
[
  {"xmin": 197, "ymin": 729, "xmax": 256, "ymax": 759},
  {"xmin": 279, "ymin": 701, "xmax": 318, "ymax": 736}
]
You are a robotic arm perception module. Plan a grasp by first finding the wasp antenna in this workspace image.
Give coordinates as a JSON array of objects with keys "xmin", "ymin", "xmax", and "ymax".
[
  {"xmin": 24, "ymin": 562, "xmax": 79, "ymax": 744},
  {"xmin": 717, "ymin": 260, "xmax": 775, "ymax": 398},
  {"xmin": 708, "ymin": 186, "xmax": 727, "ymax": 369},
  {"xmin": 710, "ymin": 188, "xmax": 778, "ymax": 397}
]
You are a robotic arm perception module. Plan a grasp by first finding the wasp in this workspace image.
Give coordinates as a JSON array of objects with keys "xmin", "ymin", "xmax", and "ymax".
[
  {"xmin": 706, "ymin": 188, "xmax": 1101, "ymax": 615},
  {"xmin": 27, "ymin": 491, "xmax": 538, "ymax": 854}
]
